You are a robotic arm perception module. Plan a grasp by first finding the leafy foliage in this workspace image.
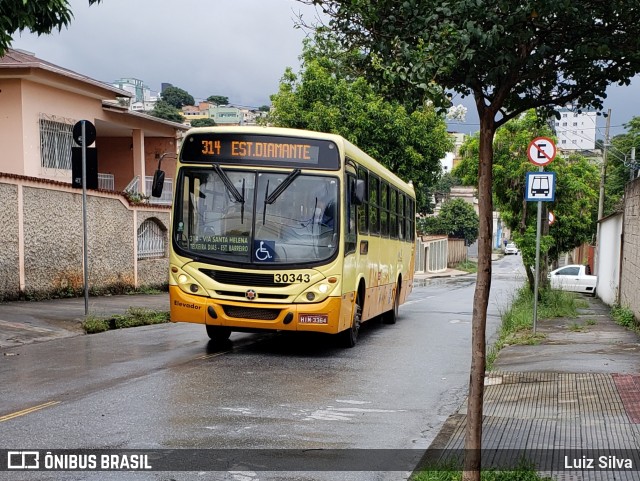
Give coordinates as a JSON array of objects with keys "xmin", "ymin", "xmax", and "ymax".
[
  {"xmin": 206, "ymin": 95, "xmax": 229, "ymax": 105},
  {"xmin": 150, "ymin": 100, "xmax": 184, "ymax": 123},
  {"xmin": 419, "ymin": 198, "xmax": 479, "ymax": 245},
  {"xmin": 453, "ymin": 111, "xmax": 600, "ymax": 288},
  {"xmin": 268, "ymin": 29, "xmax": 452, "ymax": 213},
  {"xmin": 606, "ymin": 117, "xmax": 640, "ymax": 216},
  {"xmin": 308, "ymin": 0, "xmax": 640, "ymax": 123},
  {"xmin": 0, "ymin": 0, "xmax": 102, "ymax": 57},
  {"xmin": 190, "ymin": 118, "xmax": 217, "ymax": 127},
  {"xmin": 161, "ymin": 86, "xmax": 194, "ymax": 109}
]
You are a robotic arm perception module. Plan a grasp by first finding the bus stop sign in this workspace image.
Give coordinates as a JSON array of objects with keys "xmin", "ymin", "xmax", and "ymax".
[{"xmin": 525, "ymin": 171, "xmax": 556, "ymax": 201}]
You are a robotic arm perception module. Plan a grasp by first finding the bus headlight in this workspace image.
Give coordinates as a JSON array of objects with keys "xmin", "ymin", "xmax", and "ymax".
[
  {"xmin": 171, "ymin": 267, "xmax": 206, "ymax": 297},
  {"xmin": 294, "ymin": 277, "xmax": 340, "ymax": 303}
]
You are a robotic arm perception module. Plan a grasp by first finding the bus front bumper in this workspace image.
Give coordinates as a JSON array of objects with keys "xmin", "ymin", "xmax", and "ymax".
[{"xmin": 169, "ymin": 286, "xmax": 352, "ymax": 334}]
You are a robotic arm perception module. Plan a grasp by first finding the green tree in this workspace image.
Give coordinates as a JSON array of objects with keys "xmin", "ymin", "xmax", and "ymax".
[
  {"xmin": 161, "ymin": 86, "xmax": 194, "ymax": 109},
  {"xmin": 268, "ymin": 30, "xmax": 452, "ymax": 213},
  {"xmin": 453, "ymin": 111, "xmax": 600, "ymax": 290},
  {"xmin": 606, "ymin": 117, "xmax": 640, "ymax": 216},
  {"xmin": 307, "ymin": 1, "xmax": 640, "ymax": 477},
  {"xmin": 258, "ymin": 105, "xmax": 270, "ymax": 112},
  {"xmin": 419, "ymin": 198, "xmax": 479, "ymax": 245},
  {"xmin": 206, "ymin": 95, "xmax": 229, "ymax": 105},
  {"xmin": 150, "ymin": 100, "xmax": 184, "ymax": 123},
  {"xmin": 0, "ymin": 0, "xmax": 103, "ymax": 56},
  {"xmin": 190, "ymin": 118, "xmax": 217, "ymax": 127}
]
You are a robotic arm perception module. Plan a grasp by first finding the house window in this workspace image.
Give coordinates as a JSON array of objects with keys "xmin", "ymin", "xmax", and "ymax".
[
  {"xmin": 137, "ymin": 219, "xmax": 166, "ymax": 259},
  {"xmin": 39, "ymin": 116, "xmax": 74, "ymax": 170}
]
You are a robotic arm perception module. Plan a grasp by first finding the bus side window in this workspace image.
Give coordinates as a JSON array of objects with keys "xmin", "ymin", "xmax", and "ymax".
[
  {"xmin": 390, "ymin": 189, "xmax": 397, "ymax": 239},
  {"xmin": 345, "ymin": 174, "xmax": 357, "ymax": 254},
  {"xmin": 357, "ymin": 167, "xmax": 368, "ymax": 234}
]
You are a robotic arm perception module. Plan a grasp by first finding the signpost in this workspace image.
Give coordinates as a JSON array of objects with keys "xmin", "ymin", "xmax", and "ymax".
[
  {"xmin": 527, "ymin": 137, "xmax": 557, "ymax": 333},
  {"xmin": 72, "ymin": 120, "xmax": 96, "ymax": 315}
]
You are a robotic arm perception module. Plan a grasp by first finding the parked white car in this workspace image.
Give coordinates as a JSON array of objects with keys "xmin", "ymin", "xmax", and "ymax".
[
  {"xmin": 548, "ymin": 264, "xmax": 597, "ymax": 296},
  {"xmin": 504, "ymin": 243, "xmax": 519, "ymax": 255}
]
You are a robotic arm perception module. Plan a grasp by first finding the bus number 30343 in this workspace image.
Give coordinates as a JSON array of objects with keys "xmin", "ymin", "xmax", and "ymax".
[{"xmin": 274, "ymin": 273, "xmax": 311, "ymax": 283}]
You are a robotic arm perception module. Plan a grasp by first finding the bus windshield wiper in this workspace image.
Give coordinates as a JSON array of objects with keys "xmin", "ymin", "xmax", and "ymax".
[
  {"xmin": 262, "ymin": 169, "xmax": 301, "ymax": 225},
  {"xmin": 213, "ymin": 165, "xmax": 245, "ymax": 223}
]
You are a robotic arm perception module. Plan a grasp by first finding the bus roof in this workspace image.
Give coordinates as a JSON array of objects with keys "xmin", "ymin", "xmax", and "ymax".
[{"xmin": 183, "ymin": 126, "xmax": 416, "ymax": 198}]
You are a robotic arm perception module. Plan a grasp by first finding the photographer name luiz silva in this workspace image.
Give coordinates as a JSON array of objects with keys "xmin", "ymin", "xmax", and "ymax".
[
  {"xmin": 6, "ymin": 451, "xmax": 152, "ymax": 471},
  {"xmin": 565, "ymin": 455, "xmax": 633, "ymax": 470}
]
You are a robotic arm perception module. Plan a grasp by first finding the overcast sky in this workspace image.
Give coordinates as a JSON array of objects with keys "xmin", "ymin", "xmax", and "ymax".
[
  {"xmin": 12, "ymin": 0, "xmax": 640, "ymax": 140},
  {"xmin": 14, "ymin": 0, "xmax": 321, "ymax": 108}
]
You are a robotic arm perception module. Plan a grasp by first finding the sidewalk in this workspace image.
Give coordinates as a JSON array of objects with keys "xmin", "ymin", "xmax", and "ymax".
[
  {"xmin": 424, "ymin": 295, "xmax": 640, "ymax": 480},
  {"xmin": 0, "ymin": 293, "xmax": 169, "ymax": 348}
]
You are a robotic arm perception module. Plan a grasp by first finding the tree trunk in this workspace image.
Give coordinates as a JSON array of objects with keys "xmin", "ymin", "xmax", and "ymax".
[{"xmin": 462, "ymin": 113, "xmax": 495, "ymax": 481}]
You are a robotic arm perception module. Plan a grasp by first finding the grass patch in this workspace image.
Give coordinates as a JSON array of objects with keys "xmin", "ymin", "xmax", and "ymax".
[
  {"xmin": 611, "ymin": 305, "xmax": 636, "ymax": 329},
  {"xmin": 568, "ymin": 322, "xmax": 586, "ymax": 332},
  {"xmin": 453, "ymin": 260, "xmax": 478, "ymax": 273},
  {"xmin": 82, "ymin": 307, "xmax": 170, "ymax": 333},
  {"xmin": 81, "ymin": 317, "xmax": 110, "ymax": 334},
  {"xmin": 412, "ymin": 462, "xmax": 552, "ymax": 480},
  {"xmin": 487, "ymin": 287, "xmax": 581, "ymax": 370}
]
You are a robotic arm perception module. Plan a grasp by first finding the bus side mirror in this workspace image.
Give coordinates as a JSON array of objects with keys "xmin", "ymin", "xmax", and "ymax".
[
  {"xmin": 151, "ymin": 170, "xmax": 165, "ymax": 198},
  {"xmin": 352, "ymin": 179, "xmax": 365, "ymax": 205}
]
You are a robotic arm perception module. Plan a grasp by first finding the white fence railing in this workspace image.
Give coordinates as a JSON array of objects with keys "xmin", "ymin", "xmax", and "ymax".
[
  {"xmin": 124, "ymin": 176, "xmax": 173, "ymax": 205},
  {"xmin": 98, "ymin": 173, "xmax": 115, "ymax": 191}
]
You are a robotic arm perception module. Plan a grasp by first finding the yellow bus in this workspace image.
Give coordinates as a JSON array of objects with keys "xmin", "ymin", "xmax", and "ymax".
[{"xmin": 153, "ymin": 126, "xmax": 416, "ymax": 347}]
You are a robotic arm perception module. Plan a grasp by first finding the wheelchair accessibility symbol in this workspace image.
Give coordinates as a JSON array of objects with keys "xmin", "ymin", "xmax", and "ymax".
[{"xmin": 254, "ymin": 240, "xmax": 276, "ymax": 262}]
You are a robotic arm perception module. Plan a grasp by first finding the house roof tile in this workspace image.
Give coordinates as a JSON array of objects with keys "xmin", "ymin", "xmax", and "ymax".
[{"xmin": 0, "ymin": 48, "xmax": 132, "ymax": 98}]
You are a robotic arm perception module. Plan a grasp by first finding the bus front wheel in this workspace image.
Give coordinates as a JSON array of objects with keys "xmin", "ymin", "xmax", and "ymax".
[
  {"xmin": 206, "ymin": 325, "xmax": 232, "ymax": 342},
  {"xmin": 340, "ymin": 299, "xmax": 361, "ymax": 348}
]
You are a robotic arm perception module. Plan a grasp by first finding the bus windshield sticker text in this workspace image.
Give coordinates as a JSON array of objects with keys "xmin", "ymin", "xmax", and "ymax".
[
  {"xmin": 189, "ymin": 235, "xmax": 249, "ymax": 253},
  {"xmin": 274, "ymin": 273, "xmax": 311, "ymax": 283}
]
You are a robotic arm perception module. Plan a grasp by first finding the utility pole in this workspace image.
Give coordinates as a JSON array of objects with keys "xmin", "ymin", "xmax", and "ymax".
[{"xmin": 595, "ymin": 108, "xmax": 612, "ymax": 276}]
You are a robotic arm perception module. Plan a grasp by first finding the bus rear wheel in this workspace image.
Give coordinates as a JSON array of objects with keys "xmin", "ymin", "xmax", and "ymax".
[
  {"xmin": 382, "ymin": 282, "xmax": 400, "ymax": 324},
  {"xmin": 340, "ymin": 299, "xmax": 361, "ymax": 348},
  {"xmin": 206, "ymin": 325, "xmax": 232, "ymax": 342}
]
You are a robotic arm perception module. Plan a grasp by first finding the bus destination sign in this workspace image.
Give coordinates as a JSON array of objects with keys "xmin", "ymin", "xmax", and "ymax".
[
  {"xmin": 201, "ymin": 139, "xmax": 319, "ymax": 163},
  {"xmin": 180, "ymin": 133, "xmax": 339, "ymax": 169}
]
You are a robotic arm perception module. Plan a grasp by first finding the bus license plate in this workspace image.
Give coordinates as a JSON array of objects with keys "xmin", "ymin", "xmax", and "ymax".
[
  {"xmin": 274, "ymin": 273, "xmax": 311, "ymax": 283},
  {"xmin": 299, "ymin": 314, "xmax": 328, "ymax": 325}
]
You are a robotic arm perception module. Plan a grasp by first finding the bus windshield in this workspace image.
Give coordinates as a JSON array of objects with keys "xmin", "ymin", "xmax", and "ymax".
[{"xmin": 174, "ymin": 168, "xmax": 339, "ymax": 265}]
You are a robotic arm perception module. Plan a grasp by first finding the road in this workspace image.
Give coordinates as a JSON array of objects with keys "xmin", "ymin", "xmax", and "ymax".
[{"xmin": 0, "ymin": 256, "xmax": 525, "ymax": 481}]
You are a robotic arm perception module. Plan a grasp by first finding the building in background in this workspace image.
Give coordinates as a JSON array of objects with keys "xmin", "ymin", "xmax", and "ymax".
[
  {"xmin": 552, "ymin": 107, "xmax": 597, "ymax": 151},
  {"xmin": 112, "ymin": 77, "xmax": 159, "ymax": 112}
]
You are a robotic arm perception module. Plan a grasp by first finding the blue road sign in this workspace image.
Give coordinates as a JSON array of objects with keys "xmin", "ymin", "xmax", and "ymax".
[{"xmin": 525, "ymin": 172, "xmax": 556, "ymax": 201}]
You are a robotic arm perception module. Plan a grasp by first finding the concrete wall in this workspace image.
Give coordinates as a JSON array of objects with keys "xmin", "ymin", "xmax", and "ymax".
[
  {"xmin": 620, "ymin": 178, "xmax": 640, "ymax": 317},
  {"xmin": 0, "ymin": 174, "xmax": 170, "ymax": 300},
  {"xmin": 596, "ymin": 213, "xmax": 623, "ymax": 306},
  {"xmin": 0, "ymin": 183, "xmax": 20, "ymax": 295}
]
